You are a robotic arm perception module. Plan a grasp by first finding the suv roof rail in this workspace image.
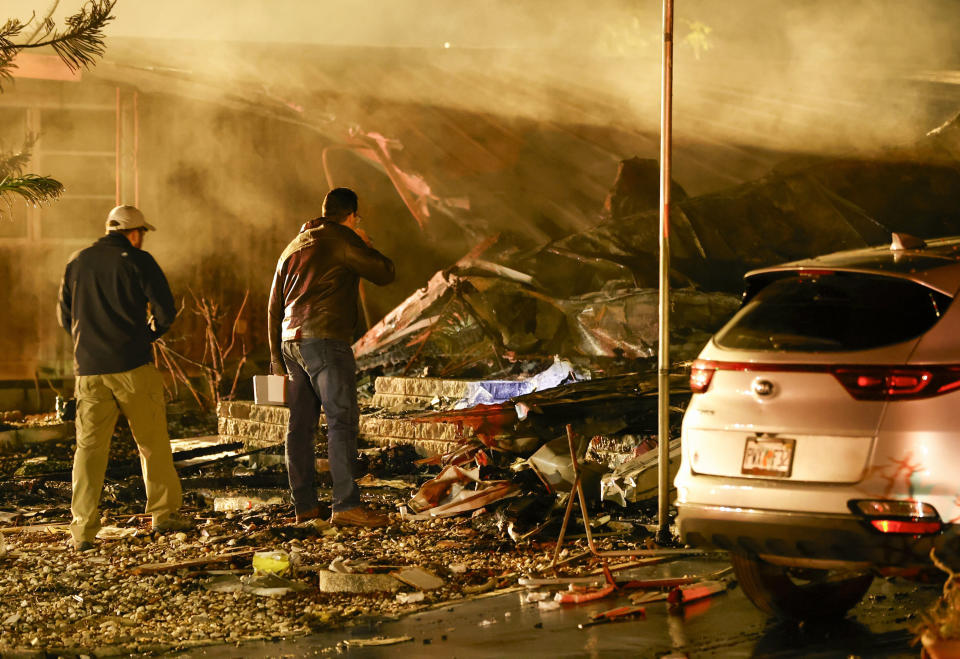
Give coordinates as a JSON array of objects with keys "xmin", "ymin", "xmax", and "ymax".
[{"xmin": 891, "ymin": 233, "xmax": 927, "ymax": 251}]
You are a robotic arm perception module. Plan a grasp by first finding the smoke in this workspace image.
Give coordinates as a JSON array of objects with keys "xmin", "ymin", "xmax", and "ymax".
[
  {"xmin": 88, "ymin": 0, "xmax": 960, "ymax": 155},
  {"xmin": 11, "ymin": 0, "xmax": 955, "ymax": 155},
  {"xmin": 3, "ymin": 0, "xmax": 960, "ymax": 377}
]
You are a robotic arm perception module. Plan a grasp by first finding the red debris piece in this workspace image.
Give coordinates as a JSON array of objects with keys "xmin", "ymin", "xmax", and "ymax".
[
  {"xmin": 556, "ymin": 583, "xmax": 616, "ymax": 604},
  {"xmin": 666, "ymin": 580, "xmax": 728, "ymax": 605},
  {"xmin": 417, "ymin": 403, "xmax": 518, "ymax": 447},
  {"xmin": 406, "ymin": 464, "xmax": 520, "ymax": 517}
]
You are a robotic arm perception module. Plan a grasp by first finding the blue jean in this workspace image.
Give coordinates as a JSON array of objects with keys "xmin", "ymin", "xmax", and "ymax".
[{"xmin": 281, "ymin": 339, "xmax": 361, "ymax": 514}]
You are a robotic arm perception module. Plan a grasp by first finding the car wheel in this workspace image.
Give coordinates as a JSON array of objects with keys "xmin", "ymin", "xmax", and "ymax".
[{"xmin": 730, "ymin": 552, "xmax": 874, "ymax": 620}]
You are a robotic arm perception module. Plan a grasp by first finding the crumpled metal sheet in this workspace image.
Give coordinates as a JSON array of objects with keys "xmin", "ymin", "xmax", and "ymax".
[
  {"xmin": 352, "ymin": 247, "xmax": 739, "ymax": 378},
  {"xmin": 560, "ymin": 285, "xmax": 740, "ymax": 361},
  {"xmin": 601, "ymin": 438, "xmax": 682, "ymax": 506},
  {"xmin": 527, "ymin": 435, "xmax": 606, "ymax": 498}
]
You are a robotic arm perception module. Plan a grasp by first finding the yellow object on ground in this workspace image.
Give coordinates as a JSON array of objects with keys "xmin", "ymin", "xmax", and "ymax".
[{"xmin": 253, "ymin": 550, "xmax": 291, "ymax": 576}]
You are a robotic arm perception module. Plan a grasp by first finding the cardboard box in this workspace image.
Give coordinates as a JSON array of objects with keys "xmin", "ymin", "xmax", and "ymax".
[{"xmin": 252, "ymin": 375, "xmax": 287, "ymax": 406}]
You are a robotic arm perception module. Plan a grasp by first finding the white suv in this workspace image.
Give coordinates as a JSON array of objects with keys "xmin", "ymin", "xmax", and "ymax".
[{"xmin": 675, "ymin": 234, "xmax": 960, "ymax": 619}]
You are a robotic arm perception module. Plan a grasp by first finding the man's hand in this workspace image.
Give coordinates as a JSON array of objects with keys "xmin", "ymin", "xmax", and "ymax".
[
  {"xmin": 271, "ymin": 360, "xmax": 287, "ymax": 377},
  {"xmin": 353, "ymin": 227, "xmax": 373, "ymax": 247}
]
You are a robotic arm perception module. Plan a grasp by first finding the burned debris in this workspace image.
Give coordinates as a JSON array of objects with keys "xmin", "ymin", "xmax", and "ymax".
[
  {"xmin": 7, "ymin": 118, "xmax": 960, "ymax": 654},
  {"xmin": 4, "ymin": 8, "xmax": 960, "ymax": 650},
  {"xmin": 0, "ymin": 351, "xmax": 717, "ymax": 655},
  {"xmin": 8, "ymin": 129, "xmax": 960, "ymax": 654}
]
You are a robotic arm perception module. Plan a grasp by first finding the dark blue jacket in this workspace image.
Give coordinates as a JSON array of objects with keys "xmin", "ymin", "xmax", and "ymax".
[{"xmin": 58, "ymin": 232, "xmax": 176, "ymax": 375}]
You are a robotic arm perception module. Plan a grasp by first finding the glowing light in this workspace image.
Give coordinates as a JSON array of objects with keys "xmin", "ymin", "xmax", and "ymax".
[
  {"xmin": 870, "ymin": 519, "xmax": 941, "ymax": 534},
  {"xmin": 443, "ymin": 42, "xmax": 451, "ymax": 49}
]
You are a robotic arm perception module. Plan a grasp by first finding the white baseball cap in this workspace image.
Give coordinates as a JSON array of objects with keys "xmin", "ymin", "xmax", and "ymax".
[{"xmin": 105, "ymin": 205, "xmax": 156, "ymax": 232}]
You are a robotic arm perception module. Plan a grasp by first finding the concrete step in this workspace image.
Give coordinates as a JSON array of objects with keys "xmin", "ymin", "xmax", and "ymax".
[
  {"xmin": 370, "ymin": 392, "xmax": 438, "ymax": 411},
  {"xmin": 218, "ymin": 416, "xmax": 285, "ymax": 445},
  {"xmin": 217, "ymin": 400, "xmax": 468, "ymax": 457},
  {"xmin": 374, "ymin": 376, "xmax": 470, "ymax": 399},
  {"xmin": 372, "ymin": 376, "xmax": 473, "ymax": 411},
  {"xmin": 0, "ymin": 423, "xmax": 71, "ymax": 454},
  {"xmin": 217, "ymin": 400, "xmax": 290, "ymax": 425}
]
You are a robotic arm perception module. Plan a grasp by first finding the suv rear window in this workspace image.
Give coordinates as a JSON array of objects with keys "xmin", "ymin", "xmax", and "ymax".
[{"xmin": 714, "ymin": 272, "xmax": 951, "ymax": 352}]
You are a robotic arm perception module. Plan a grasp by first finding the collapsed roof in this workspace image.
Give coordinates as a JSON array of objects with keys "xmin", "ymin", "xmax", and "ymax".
[{"xmin": 12, "ymin": 39, "xmax": 960, "ymax": 378}]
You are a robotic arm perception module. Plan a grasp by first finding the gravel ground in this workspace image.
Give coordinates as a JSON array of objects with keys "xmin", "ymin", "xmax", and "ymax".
[
  {"xmin": 0, "ymin": 501, "xmax": 645, "ymax": 656},
  {"xmin": 0, "ymin": 415, "xmax": 656, "ymax": 656}
]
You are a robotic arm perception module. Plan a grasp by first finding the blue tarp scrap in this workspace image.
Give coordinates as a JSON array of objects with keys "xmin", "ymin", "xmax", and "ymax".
[{"xmin": 453, "ymin": 357, "xmax": 589, "ymax": 409}]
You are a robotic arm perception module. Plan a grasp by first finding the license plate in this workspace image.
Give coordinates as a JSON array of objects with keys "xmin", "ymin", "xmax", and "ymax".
[{"xmin": 741, "ymin": 437, "xmax": 795, "ymax": 477}]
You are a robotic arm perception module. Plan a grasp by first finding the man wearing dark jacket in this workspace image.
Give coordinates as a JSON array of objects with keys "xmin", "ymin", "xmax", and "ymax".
[
  {"xmin": 58, "ymin": 205, "xmax": 190, "ymax": 551},
  {"xmin": 269, "ymin": 188, "xmax": 395, "ymax": 527}
]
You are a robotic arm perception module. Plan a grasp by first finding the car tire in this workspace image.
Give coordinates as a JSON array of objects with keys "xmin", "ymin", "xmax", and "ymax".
[{"xmin": 730, "ymin": 552, "xmax": 874, "ymax": 620}]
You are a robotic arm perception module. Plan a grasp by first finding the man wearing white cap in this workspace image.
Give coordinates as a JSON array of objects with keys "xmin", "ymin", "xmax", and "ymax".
[{"xmin": 58, "ymin": 205, "xmax": 190, "ymax": 551}]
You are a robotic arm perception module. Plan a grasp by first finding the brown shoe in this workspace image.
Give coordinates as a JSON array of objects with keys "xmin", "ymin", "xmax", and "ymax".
[
  {"xmin": 330, "ymin": 506, "xmax": 390, "ymax": 528},
  {"xmin": 295, "ymin": 506, "xmax": 322, "ymax": 524}
]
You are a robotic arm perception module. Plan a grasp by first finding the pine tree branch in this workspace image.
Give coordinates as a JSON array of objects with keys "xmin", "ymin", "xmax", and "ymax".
[
  {"xmin": 19, "ymin": 1, "xmax": 116, "ymax": 69},
  {"xmin": 0, "ymin": 2, "xmax": 113, "ymax": 215},
  {"xmin": 0, "ymin": 148, "xmax": 32, "ymax": 180},
  {"xmin": 0, "ymin": 0, "xmax": 115, "ymax": 88},
  {"xmin": 0, "ymin": 174, "xmax": 64, "ymax": 207},
  {"xmin": 0, "ymin": 134, "xmax": 39, "ymax": 179}
]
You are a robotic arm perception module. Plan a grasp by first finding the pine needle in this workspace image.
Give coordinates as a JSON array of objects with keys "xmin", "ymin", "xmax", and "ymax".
[
  {"xmin": 0, "ymin": 174, "xmax": 64, "ymax": 207},
  {"xmin": 0, "ymin": 1, "xmax": 114, "ymax": 213},
  {"xmin": 0, "ymin": 134, "xmax": 39, "ymax": 179},
  {"xmin": 0, "ymin": 0, "xmax": 116, "ymax": 89}
]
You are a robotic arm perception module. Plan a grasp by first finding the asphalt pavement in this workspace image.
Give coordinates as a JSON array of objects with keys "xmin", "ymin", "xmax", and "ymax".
[{"xmin": 174, "ymin": 556, "xmax": 939, "ymax": 659}]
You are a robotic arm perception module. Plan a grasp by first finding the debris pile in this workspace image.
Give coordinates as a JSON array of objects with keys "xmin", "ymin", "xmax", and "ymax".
[
  {"xmin": 0, "ymin": 361, "xmax": 698, "ymax": 655},
  {"xmin": 352, "ymin": 256, "xmax": 739, "ymax": 379}
]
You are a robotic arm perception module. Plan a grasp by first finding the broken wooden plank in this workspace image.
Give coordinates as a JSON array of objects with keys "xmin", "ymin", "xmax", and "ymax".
[
  {"xmin": 629, "ymin": 590, "xmax": 670, "ymax": 604},
  {"xmin": 0, "ymin": 523, "xmax": 69, "ymax": 534},
  {"xmin": 130, "ymin": 549, "xmax": 258, "ymax": 575},
  {"xmin": 619, "ymin": 565, "xmax": 733, "ymax": 591},
  {"xmin": 578, "ymin": 605, "xmax": 646, "ymax": 628}
]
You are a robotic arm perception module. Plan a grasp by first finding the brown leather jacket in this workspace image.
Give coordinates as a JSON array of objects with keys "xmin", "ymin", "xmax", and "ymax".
[{"xmin": 268, "ymin": 218, "xmax": 394, "ymax": 373}]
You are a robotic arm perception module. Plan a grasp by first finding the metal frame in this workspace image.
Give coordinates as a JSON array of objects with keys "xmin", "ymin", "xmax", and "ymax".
[{"xmin": 550, "ymin": 424, "xmax": 697, "ymax": 571}]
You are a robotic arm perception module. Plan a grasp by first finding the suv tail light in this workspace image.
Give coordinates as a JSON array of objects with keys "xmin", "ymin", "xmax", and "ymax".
[
  {"xmin": 833, "ymin": 366, "xmax": 960, "ymax": 401},
  {"xmin": 690, "ymin": 362, "xmax": 715, "ymax": 393},
  {"xmin": 691, "ymin": 360, "xmax": 960, "ymax": 401},
  {"xmin": 869, "ymin": 519, "xmax": 942, "ymax": 534},
  {"xmin": 850, "ymin": 499, "xmax": 942, "ymax": 535}
]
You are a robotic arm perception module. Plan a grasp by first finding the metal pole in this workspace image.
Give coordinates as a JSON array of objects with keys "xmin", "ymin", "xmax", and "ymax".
[
  {"xmin": 133, "ymin": 91, "xmax": 140, "ymax": 208},
  {"xmin": 656, "ymin": 0, "xmax": 675, "ymax": 545},
  {"xmin": 115, "ymin": 87, "xmax": 121, "ymax": 205}
]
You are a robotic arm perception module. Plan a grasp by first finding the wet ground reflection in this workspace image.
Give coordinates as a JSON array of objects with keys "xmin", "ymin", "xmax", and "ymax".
[{"xmin": 175, "ymin": 557, "xmax": 939, "ymax": 658}]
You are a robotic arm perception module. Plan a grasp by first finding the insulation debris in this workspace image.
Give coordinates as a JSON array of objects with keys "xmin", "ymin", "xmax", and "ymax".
[
  {"xmin": 601, "ymin": 438, "xmax": 683, "ymax": 506},
  {"xmin": 391, "ymin": 566, "xmax": 445, "ymax": 590}
]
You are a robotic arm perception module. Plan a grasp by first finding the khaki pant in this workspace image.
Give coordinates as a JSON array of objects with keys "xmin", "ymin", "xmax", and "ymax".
[{"xmin": 70, "ymin": 363, "xmax": 182, "ymax": 544}]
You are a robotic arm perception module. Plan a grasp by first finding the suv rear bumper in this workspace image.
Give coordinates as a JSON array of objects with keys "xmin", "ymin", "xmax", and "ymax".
[{"xmin": 677, "ymin": 503, "xmax": 960, "ymax": 569}]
